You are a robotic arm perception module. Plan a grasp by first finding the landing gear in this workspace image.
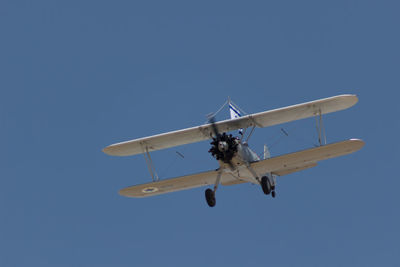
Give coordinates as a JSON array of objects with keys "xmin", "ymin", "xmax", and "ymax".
[
  {"xmin": 205, "ymin": 170, "xmax": 222, "ymax": 207},
  {"xmin": 261, "ymin": 176, "xmax": 276, "ymax": 198},
  {"xmin": 261, "ymin": 176, "xmax": 271, "ymax": 195},
  {"xmin": 205, "ymin": 188, "xmax": 216, "ymax": 207}
]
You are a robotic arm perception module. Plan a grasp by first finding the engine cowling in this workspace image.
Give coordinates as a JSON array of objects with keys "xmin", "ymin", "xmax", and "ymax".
[{"xmin": 208, "ymin": 133, "xmax": 238, "ymax": 163}]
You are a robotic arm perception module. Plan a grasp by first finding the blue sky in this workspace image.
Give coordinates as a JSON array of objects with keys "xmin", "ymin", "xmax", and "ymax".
[{"xmin": 1, "ymin": 0, "xmax": 399, "ymax": 266}]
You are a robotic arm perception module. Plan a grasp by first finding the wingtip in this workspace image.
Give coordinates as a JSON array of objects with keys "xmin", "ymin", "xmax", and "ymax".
[
  {"xmin": 102, "ymin": 145, "xmax": 117, "ymax": 156},
  {"xmin": 118, "ymin": 187, "xmax": 145, "ymax": 198},
  {"xmin": 347, "ymin": 138, "xmax": 365, "ymax": 151},
  {"xmin": 349, "ymin": 138, "xmax": 365, "ymax": 145},
  {"xmin": 118, "ymin": 188, "xmax": 127, "ymax": 196},
  {"xmin": 338, "ymin": 94, "xmax": 359, "ymax": 108},
  {"xmin": 350, "ymin": 94, "xmax": 359, "ymax": 105},
  {"xmin": 102, "ymin": 146, "xmax": 110, "ymax": 154}
]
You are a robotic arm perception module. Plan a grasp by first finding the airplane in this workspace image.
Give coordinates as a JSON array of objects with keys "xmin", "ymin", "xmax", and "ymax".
[{"xmin": 103, "ymin": 94, "xmax": 364, "ymax": 207}]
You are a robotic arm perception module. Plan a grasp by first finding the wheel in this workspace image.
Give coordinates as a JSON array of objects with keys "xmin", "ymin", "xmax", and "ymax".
[
  {"xmin": 261, "ymin": 176, "xmax": 271, "ymax": 195},
  {"xmin": 271, "ymin": 190, "xmax": 276, "ymax": 198},
  {"xmin": 205, "ymin": 188, "xmax": 216, "ymax": 207}
]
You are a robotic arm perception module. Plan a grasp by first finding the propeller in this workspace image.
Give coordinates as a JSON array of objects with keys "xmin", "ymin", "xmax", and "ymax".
[
  {"xmin": 207, "ymin": 114, "xmax": 238, "ymax": 168},
  {"xmin": 207, "ymin": 114, "xmax": 219, "ymax": 137}
]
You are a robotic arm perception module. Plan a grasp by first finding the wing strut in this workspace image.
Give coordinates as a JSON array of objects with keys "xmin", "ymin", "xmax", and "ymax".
[
  {"xmin": 315, "ymin": 109, "xmax": 327, "ymax": 146},
  {"xmin": 244, "ymin": 125, "xmax": 256, "ymax": 143},
  {"xmin": 143, "ymin": 147, "xmax": 159, "ymax": 182}
]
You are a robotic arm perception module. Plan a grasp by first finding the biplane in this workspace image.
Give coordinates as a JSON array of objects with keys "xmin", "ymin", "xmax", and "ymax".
[{"xmin": 103, "ymin": 94, "xmax": 364, "ymax": 207}]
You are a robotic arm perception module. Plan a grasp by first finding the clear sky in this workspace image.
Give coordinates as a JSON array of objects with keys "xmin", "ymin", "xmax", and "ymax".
[{"xmin": 1, "ymin": 1, "xmax": 399, "ymax": 266}]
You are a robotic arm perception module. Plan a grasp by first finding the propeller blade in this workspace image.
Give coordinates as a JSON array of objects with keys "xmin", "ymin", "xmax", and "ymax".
[
  {"xmin": 207, "ymin": 114, "xmax": 220, "ymax": 137},
  {"xmin": 207, "ymin": 114, "xmax": 236, "ymax": 169}
]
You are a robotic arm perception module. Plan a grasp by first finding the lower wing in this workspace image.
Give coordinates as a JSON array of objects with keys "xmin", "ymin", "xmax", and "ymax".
[
  {"xmin": 119, "ymin": 170, "xmax": 238, "ymax": 198},
  {"xmin": 251, "ymin": 139, "xmax": 364, "ymax": 176},
  {"xmin": 119, "ymin": 139, "xmax": 364, "ymax": 198}
]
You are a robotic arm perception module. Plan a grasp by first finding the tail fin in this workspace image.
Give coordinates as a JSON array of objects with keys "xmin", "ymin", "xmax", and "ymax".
[
  {"xmin": 263, "ymin": 144, "xmax": 271, "ymax": 159},
  {"xmin": 263, "ymin": 144, "xmax": 276, "ymax": 186}
]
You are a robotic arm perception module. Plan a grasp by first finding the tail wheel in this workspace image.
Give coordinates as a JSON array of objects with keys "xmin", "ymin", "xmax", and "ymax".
[
  {"xmin": 261, "ymin": 176, "xmax": 271, "ymax": 195},
  {"xmin": 205, "ymin": 188, "xmax": 216, "ymax": 207}
]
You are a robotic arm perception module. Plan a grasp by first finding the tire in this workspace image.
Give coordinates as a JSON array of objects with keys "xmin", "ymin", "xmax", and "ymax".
[
  {"xmin": 205, "ymin": 188, "xmax": 216, "ymax": 207},
  {"xmin": 261, "ymin": 176, "xmax": 271, "ymax": 195}
]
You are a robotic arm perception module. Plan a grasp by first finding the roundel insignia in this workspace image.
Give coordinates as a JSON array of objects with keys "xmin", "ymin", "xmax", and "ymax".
[{"xmin": 142, "ymin": 187, "xmax": 159, "ymax": 193}]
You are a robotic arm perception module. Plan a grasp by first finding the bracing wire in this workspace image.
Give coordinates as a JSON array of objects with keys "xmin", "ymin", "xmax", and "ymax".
[
  {"xmin": 229, "ymin": 99, "xmax": 249, "ymax": 116},
  {"xmin": 159, "ymin": 146, "xmax": 188, "ymax": 178},
  {"xmin": 206, "ymin": 100, "xmax": 228, "ymax": 122}
]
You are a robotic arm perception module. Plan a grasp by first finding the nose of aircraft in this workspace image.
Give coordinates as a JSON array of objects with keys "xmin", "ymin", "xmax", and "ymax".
[{"xmin": 218, "ymin": 141, "xmax": 229, "ymax": 152}]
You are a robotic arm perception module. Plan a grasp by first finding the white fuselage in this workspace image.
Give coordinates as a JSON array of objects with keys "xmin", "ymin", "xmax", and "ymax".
[{"xmin": 217, "ymin": 141, "xmax": 276, "ymax": 186}]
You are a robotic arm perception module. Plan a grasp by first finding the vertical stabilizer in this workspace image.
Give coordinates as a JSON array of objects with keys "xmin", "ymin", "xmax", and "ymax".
[
  {"xmin": 263, "ymin": 144, "xmax": 276, "ymax": 187},
  {"xmin": 263, "ymin": 144, "xmax": 271, "ymax": 160}
]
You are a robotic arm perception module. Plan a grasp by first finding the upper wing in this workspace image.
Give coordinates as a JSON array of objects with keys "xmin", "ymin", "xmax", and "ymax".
[
  {"xmin": 119, "ymin": 170, "xmax": 237, "ymax": 198},
  {"xmin": 250, "ymin": 139, "xmax": 365, "ymax": 176},
  {"xmin": 103, "ymin": 94, "xmax": 358, "ymax": 156}
]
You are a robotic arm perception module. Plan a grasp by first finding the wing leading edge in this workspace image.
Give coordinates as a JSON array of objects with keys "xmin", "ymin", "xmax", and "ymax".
[
  {"xmin": 119, "ymin": 139, "xmax": 364, "ymax": 198},
  {"xmin": 103, "ymin": 95, "xmax": 358, "ymax": 156}
]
